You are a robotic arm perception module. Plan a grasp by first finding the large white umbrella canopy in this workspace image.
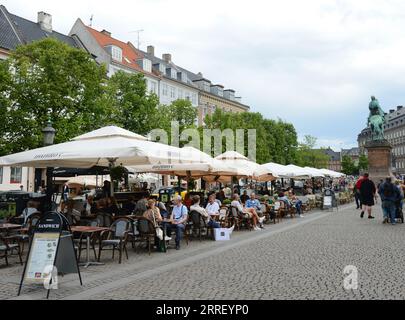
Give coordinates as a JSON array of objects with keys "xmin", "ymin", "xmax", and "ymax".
[
  {"xmin": 303, "ymin": 167, "xmax": 326, "ymax": 178},
  {"xmin": 0, "ymin": 126, "xmax": 207, "ymax": 168},
  {"xmin": 319, "ymin": 168, "xmax": 346, "ymax": 178},
  {"xmin": 131, "ymin": 147, "xmax": 240, "ymax": 178},
  {"xmin": 214, "ymin": 151, "xmax": 277, "ymax": 181},
  {"xmin": 284, "ymin": 164, "xmax": 315, "ymax": 179},
  {"xmin": 260, "ymin": 162, "xmax": 296, "ymax": 178}
]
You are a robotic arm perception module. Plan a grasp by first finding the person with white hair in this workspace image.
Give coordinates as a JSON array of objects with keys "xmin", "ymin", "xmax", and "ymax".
[{"xmin": 167, "ymin": 195, "xmax": 188, "ymax": 250}]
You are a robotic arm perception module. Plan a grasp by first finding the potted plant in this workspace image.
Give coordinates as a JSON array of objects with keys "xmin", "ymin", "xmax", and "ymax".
[
  {"xmin": 109, "ymin": 164, "xmax": 126, "ymax": 191},
  {"xmin": 223, "ymin": 199, "xmax": 232, "ymax": 206}
]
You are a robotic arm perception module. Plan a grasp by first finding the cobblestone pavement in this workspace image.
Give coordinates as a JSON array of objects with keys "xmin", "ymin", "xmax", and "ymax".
[{"xmin": 2, "ymin": 203, "xmax": 405, "ymax": 300}]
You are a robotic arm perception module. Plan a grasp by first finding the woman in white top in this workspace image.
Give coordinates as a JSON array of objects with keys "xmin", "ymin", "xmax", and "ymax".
[{"xmin": 231, "ymin": 194, "xmax": 264, "ymax": 231}]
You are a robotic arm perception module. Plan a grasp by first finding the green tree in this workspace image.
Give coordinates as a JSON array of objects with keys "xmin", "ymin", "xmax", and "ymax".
[
  {"xmin": 105, "ymin": 71, "xmax": 160, "ymax": 135},
  {"xmin": 0, "ymin": 38, "xmax": 108, "ymax": 155},
  {"xmin": 295, "ymin": 135, "xmax": 330, "ymax": 168},
  {"xmin": 358, "ymin": 154, "xmax": 369, "ymax": 172},
  {"xmin": 341, "ymin": 155, "xmax": 357, "ymax": 175}
]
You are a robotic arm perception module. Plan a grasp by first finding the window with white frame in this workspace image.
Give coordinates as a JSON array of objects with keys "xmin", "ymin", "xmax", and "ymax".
[
  {"xmin": 162, "ymin": 83, "xmax": 168, "ymax": 96},
  {"xmin": 10, "ymin": 167, "xmax": 22, "ymax": 184},
  {"xmin": 149, "ymin": 81, "xmax": 157, "ymax": 94},
  {"xmin": 111, "ymin": 45, "xmax": 123, "ymax": 62},
  {"xmin": 170, "ymin": 86, "xmax": 176, "ymax": 99},
  {"xmin": 191, "ymin": 93, "xmax": 197, "ymax": 105}
]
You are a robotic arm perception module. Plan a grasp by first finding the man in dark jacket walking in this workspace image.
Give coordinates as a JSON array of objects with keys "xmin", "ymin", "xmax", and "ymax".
[
  {"xmin": 359, "ymin": 173, "xmax": 376, "ymax": 219},
  {"xmin": 378, "ymin": 177, "xmax": 402, "ymax": 225}
]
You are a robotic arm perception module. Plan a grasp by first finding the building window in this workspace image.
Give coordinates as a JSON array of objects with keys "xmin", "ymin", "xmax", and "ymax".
[
  {"xmin": 111, "ymin": 46, "xmax": 122, "ymax": 62},
  {"xmin": 178, "ymin": 89, "xmax": 183, "ymax": 99},
  {"xmin": 0, "ymin": 167, "xmax": 2, "ymax": 184},
  {"xmin": 149, "ymin": 81, "xmax": 157, "ymax": 94},
  {"xmin": 191, "ymin": 93, "xmax": 197, "ymax": 105},
  {"xmin": 10, "ymin": 167, "xmax": 22, "ymax": 184},
  {"xmin": 162, "ymin": 83, "xmax": 168, "ymax": 96},
  {"xmin": 170, "ymin": 86, "xmax": 176, "ymax": 99}
]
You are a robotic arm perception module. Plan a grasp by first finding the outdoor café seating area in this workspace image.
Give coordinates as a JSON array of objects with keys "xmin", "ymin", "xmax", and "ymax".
[{"xmin": 0, "ymin": 126, "xmax": 353, "ymax": 268}]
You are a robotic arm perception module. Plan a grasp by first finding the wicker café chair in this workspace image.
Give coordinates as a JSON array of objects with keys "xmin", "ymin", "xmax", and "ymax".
[
  {"xmin": 0, "ymin": 234, "xmax": 23, "ymax": 266},
  {"xmin": 98, "ymin": 218, "xmax": 131, "ymax": 264}
]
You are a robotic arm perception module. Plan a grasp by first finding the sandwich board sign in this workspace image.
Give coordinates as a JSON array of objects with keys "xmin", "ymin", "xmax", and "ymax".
[{"xmin": 18, "ymin": 211, "xmax": 82, "ymax": 298}]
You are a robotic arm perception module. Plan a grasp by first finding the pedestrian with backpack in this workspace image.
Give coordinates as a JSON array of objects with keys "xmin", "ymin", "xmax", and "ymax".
[{"xmin": 378, "ymin": 177, "xmax": 401, "ymax": 225}]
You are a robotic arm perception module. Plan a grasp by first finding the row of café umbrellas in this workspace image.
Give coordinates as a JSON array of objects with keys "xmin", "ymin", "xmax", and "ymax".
[{"xmin": 0, "ymin": 126, "xmax": 345, "ymax": 184}]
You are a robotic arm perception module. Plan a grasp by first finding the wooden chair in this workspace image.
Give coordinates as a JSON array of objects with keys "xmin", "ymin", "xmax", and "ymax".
[
  {"xmin": 189, "ymin": 211, "xmax": 213, "ymax": 241},
  {"xmin": 136, "ymin": 217, "xmax": 156, "ymax": 255},
  {"xmin": 231, "ymin": 206, "xmax": 253, "ymax": 231},
  {"xmin": 0, "ymin": 234, "xmax": 23, "ymax": 266},
  {"xmin": 98, "ymin": 218, "xmax": 130, "ymax": 263},
  {"xmin": 273, "ymin": 201, "xmax": 284, "ymax": 223}
]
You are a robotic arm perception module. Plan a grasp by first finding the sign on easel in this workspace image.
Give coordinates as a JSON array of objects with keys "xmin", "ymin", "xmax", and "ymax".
[
  {"xmin": 18, "ymin": 211, "xmax": 82, "ymax": 298},
  {"xmin": 322, "ymin": 189, "xmax": 338, "ymax": 211}
]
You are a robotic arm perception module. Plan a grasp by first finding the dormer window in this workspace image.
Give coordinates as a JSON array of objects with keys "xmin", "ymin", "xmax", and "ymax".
[{"xmin": 111, "ymin": 45, "xmax": 122, "ymax": 62}]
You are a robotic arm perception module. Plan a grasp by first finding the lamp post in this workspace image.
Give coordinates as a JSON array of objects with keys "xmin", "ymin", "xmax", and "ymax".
[{"xmin": 42, "ymin": 120, "xmax": 56, "ymax": 211}]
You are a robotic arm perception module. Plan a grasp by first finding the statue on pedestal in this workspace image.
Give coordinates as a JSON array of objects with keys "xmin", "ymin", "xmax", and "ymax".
[{"xmin": 367, "ymin": 96, "xmax": 385, "ymax": 141}]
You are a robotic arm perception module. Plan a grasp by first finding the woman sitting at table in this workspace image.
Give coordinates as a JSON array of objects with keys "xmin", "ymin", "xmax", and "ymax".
[
  {"xmin": 19, "ymin": 201, "xmax": 40, "ymax": 225},
  {"xmin": 143, "ymin": 199, "xmax": 171, "ymax": 241},
  {"xmin": 231, "ymin": 194, "xmax": 264, "ymax": 231}
]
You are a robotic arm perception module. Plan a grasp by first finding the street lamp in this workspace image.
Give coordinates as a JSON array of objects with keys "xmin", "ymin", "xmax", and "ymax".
[
  {"xmin": 42, "ymin": 119, "xmax": 56, "ymax": 146},
  {"xmin": 42, "ymin": 120, "xmax": 56, "ymax": 211}
]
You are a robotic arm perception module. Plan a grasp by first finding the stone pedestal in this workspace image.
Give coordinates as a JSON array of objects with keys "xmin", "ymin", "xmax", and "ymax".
[{"xmin": 365, "ymin": 139, "xmax": 393, "ymax": 184}]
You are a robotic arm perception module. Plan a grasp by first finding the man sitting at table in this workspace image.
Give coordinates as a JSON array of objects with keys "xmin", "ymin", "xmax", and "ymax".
[
  {"xmin": 206, "ymin": 194, "xmax": 220, "ymax": 216},
  {"xmin": 191, "ymin": 195, "xmax": 220, "ymax": 230},
  {"xmin": 231, "ymin": 194, "xmax": 264, "ymax": 231},
  {"xmin": 167, "ymin": 196, "xmax": 188, "ymax": 250}
]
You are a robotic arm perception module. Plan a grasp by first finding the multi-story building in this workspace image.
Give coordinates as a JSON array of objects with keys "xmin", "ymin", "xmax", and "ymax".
[
  {"xmin": 318, "ymin": 148, "xmax": 342, "ymax": 172},
  {"xmin": 0, "ymin": 6, "xmax": 77, "ymax": 191},
  {"xmin": 358, "ymin": 105, "xmax": 405, "ymax": 175}
]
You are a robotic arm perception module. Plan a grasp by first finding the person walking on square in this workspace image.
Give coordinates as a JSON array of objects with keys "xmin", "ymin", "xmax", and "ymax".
[
  {"xmin": 378, "ymin": 177, "xmax": 402, "ymax": 225},
  {"xmin": 359, "ymin": 173, "xmax": 376, "ymax": 219}
]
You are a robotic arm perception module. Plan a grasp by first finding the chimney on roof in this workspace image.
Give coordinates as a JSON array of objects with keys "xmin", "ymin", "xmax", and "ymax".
[
  {"xmin": 197, "ymin": 72, "xmax": 203, "ymax": 77},
  {"xmin": 147, "ymin": 45, "xmax": 155, "ymax": 56},
  {"xmin": 101, "ymin": 29, "xmax": 111, "ymax": 37},
  {"xmin": 390, "ymin": 109, "xmax": 395, "ymax": 113},
  {"xmin": 162, "ymin": 53, "xmax": 172, "ymax": 63},
  {"xmin": 397, "ymin": 106, "xmax": 403, "ymax": 111},
  {"xmin": 37, "ymin": 11, "xmax": 52, "ymax": 33}
]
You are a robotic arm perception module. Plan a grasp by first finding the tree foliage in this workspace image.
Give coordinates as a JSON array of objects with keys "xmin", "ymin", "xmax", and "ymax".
[
  {"xmin": 295, "ymin": 135, "xmax": 331, "ymax": 168},
  {"xmin": 0, "ymin": 38, "xmax": 109, "ymax": 155},
  {"xmin": 341, "ymin": 155, "xmax": 357, "ymax": 175}
]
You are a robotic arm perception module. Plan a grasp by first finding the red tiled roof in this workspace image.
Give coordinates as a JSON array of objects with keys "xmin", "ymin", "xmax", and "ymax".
[{"xmin": 86, "ymin": 26, "xmax": 144, "ymax": 73}]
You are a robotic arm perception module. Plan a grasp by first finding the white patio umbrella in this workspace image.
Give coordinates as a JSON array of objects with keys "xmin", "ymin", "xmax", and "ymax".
[
  {"xmin": 0, "ymin": 126, "xmax": 208, "ymax": 168},
  {"xmin": 131, "ymin": 147, "xmax": 240, "ymax": 178},
  {"xmin": 319, "ymin": 168, "xmax": 345, "ymax": 178},
  {"xmin": 284, "ymin": 164, "xmax": 315, "ymax": 179},
  {"xmin": 303, "ymin": 167, "xmax": 326, "ymax": 178},
  {"xmin": 214, "ymin": 151, "xmax": 277, "ymax": 181},
  {"xmin": 260, "ymin": 162, "xmax": 296, "ymax": 178}
]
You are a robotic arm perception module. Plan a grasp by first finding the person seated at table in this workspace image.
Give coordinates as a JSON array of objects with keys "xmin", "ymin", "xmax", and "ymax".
[
  {"xmin": 240, "ymin": 190, "xmax": 249, "ymax": 204},
  {"xmin": 63, "ymin": 199, "xmax": 81, "ymax": 225},
  {"xmin": 216, "ymin": 189, "xmax": 226, "ymax": 203},
  {"xmin": 84, "ymin": 195, "xmax": 97, "ymax": 216},
  {"xmin": 154, "ymin": 198, "xmax": 169, "ymax": 219},
  {"xmin": 231, "ymin": 194, "xmax": 264, "ymax": 231},
  {"xmin": 19, "ymin": 201, "xmax": 40, "ymax": 225},
  {"xmin": 167, "ymin": 196, "xmax": 188, "ymax": 250},
  {"xmin": 135, "ymin": 195, "xmax": 148, "ymax": 216},
  {"xmin": 143, "ymin": 199, "xmax": 171, "ymax": 241},
  {"xmin": 96, "ymin": 198, "xmax": 107, "ymax": 212},
  {"xmin": 105, "ymin": 197, "xmax": 119, "ymax": 215},
  {"xmin": 278, "ymin": 192, "xmax": 292, "ymax": 209},
  {"xmin": 289, "ymin": 191, "xmax": 304, "ymax": 218},
  {"xmin": 206, "ymin": 194, "xmax": 220, "ymax": 216},
  {"xmin": 122, "ymin": 196, "xmax": 136, "ymax": 214},
  {"xmin": 190, "ymin": 195, "xmax": 220, "ymax": 230},
  {"xmin": 246, "ymin": 193, "xmax": 262, "ymax": 213}
]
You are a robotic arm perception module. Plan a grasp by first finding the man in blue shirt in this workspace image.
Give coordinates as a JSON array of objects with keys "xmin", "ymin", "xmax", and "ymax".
[
  {"xmin": 168, "ymin": 196, "xmax": 188, "ymax": 250},
  {"xmin": 246, "ymin": 193, "xmax": 261, "ymax": 212}
]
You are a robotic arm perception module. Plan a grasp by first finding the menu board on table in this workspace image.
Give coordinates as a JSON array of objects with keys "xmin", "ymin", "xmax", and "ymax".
[{"xmin": 24, "ymin": 233, "xmax": 60, "ymax": 283}]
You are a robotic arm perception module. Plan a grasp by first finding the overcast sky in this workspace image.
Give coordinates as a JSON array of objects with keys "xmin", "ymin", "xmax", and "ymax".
[{"xmin": 4, "ymin": 0, "xmax": 405, "ymax": 151}]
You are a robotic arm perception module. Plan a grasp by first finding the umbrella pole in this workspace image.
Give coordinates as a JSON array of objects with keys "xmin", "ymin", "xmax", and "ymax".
[
  {"xmin": 46, "ymin": 167, "xmax": 54, "ymax": 211},
  {"xmin": 108, "ymin": 159, "xmax": 116, "ymax": 197}
]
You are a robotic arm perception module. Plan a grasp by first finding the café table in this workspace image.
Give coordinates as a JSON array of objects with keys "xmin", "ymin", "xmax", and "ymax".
[
  {"xmin": 0, "ymin": 223, "xmax": 23, "ymax": 236},
  {"xmin": 70, "ymin": 226, "xmax": 109, "ymax": 268}
]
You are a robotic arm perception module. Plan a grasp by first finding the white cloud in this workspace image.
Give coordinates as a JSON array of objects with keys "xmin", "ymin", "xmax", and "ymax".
[{"xmin": 3, "ymin": 0, "xmax": 405, "ymax": 148}]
